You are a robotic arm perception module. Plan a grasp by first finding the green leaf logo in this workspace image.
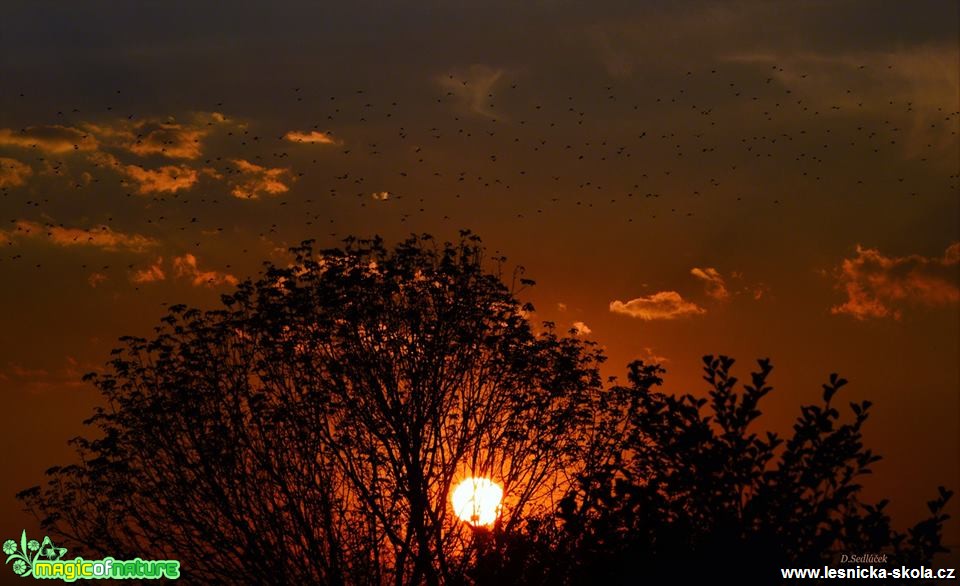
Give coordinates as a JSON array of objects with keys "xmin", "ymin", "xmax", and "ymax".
[{"xmin": 4, "ymin": 531, "xmax": 67, "ymax": 578}]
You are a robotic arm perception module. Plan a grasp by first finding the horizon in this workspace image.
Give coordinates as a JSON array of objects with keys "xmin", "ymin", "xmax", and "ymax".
[{"xmin": 0, "ymin": 0, "xmax": 957, "ymax": 581}]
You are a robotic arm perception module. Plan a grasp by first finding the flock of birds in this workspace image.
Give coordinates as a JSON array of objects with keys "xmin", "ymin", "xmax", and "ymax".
[{"xmin": 1, "ymin": 62, "xmax": 957, "ymax": 280}]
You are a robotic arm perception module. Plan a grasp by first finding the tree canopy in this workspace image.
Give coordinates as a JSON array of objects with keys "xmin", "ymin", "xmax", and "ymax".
[
  {"xmin": 19, "ymin": 232, "xmax": 952, "ymax": 585},
  {"xmin": 472, "ymin": 359, "xmax": 953, "ymax": 583},
  {"xmin": 20, "ymin": 233, "xmax": 606, "ymax": 585}
]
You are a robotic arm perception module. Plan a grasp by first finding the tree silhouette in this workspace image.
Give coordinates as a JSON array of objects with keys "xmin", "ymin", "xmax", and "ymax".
[
  {"xmin": 18, "ymin": 233, "xmax": 952, "ymax": 584},
  {"xmin": 19, "ymin": 232, "xmax": 605, "ymax": 585},
  {"xmin": 470, "ymin": 359, "xmax": 953, "ymax": 584}
]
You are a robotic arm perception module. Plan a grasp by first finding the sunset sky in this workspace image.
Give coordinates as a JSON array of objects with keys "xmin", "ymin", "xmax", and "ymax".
[{"xmin": 1, "ymin": 0, "xmax": 958, "ymax": 560}]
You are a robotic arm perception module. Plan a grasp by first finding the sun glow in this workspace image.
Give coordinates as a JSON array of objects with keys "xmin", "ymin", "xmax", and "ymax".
[{"xmin": 451, "ymin": 477, "xmax": 503, "ymax": 527}]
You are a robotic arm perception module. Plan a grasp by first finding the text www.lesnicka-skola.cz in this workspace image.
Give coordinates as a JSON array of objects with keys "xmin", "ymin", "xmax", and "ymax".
[{"xmin": 781, "ymin": 566, "xmax": 956, "ymax": 580}]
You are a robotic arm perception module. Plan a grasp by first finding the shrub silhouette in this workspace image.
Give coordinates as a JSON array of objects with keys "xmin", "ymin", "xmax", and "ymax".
[
  {"xmin": 18, "ymin": 233, "xmax": 951, "ymax": 584},
  {"xmin": 470, "ymin": 359, "xmax": 953, "ymax": 584}
]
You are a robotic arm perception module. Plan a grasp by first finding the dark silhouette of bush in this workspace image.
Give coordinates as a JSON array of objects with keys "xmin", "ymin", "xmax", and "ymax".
[
  {"xmin": 470, "ymin": 358, "xmax": 953, "ymax": 584},
  {"xmin": 18, "ymin": 232, "xmax": 951, "ymax": 584}
]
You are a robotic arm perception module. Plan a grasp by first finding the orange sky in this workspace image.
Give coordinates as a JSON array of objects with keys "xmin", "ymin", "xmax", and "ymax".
[{"xmin": 0, "ymin": 0, "xmax": 958, "ymax": 570}]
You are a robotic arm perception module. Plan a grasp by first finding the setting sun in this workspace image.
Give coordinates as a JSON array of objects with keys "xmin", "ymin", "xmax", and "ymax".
[{"xmin": 451, "ymin": 477, "xmax": 503, "ymax": 527}]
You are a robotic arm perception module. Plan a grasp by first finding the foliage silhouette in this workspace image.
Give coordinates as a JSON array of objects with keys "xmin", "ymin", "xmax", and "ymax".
[
  {"xmin": 470, "ymin": 359, "xmax": 953, "ymax": 584},
  {"xmin": 18, "ymin": 232, "xmax": 952, "ymax": 584},
  {"xmin": 19, "ymin": 232, "xmax": 605, "ymax": 585}
]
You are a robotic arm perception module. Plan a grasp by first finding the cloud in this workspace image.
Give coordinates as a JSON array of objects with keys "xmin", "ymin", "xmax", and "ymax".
[
  {"xmin": 123, "ymin": 163, "xmax": 199, "ymax": 194},
  {"xmin": 0, "ymin": 357, "xmax": 90, "ymax": 394},
  {"xmin": 284, "ymin": 130, "xmax": 341, "ymax": 145},
  {"xmin": 131, "ymin": 255, "xmax": 236, "ymax": 287},
  {"xmin": 588, "ymin": 26, "xmax": 637, "ymax": 79},
  {"xmin": 0, "ymin": 125, "xmax": 98, "ymax": 154},
  {"xmin": 438, "ymin": 65, "xmax": 505, "ymax": 118},
  {"xmin": 831, "ymin": 243, "xmax": 960, "ymax": 320},
  {"xmin": 692, "ymin": 267, "xmax": 769, "ymax": 301},
  {"xmin": 172, "ymin": 254, "xmax": 238, "ymax": 287},
  {"xmin": 131, "ymin": 257, "xmax": 166, "ymax": 283},
  {"xmin": 724, "ymin": 44, "xmax": 959, "ymax": 158},
  {"xmin": 638, "ymin": 347, "xmax": 670, "ymax": 365},
  {"xmin": 89, "ymin": 152, "xmax": 199, "ymax": 194},
  {"xmin": 571, "ymin": 321, "xmax": 592, "ymax": 336},
  {"xmin": 228, "ymin": 159, "xmax": 292, "ymax": 199},
  {"xmin": 83, "ymin": 112, "xmax": 235, "ymax": 160},
  {"xmin": 690, "ymin": 267, "xmax": 730, "ymax": 300},
  {"xmin": 610, "ymin": 291, "xmax": 706, "ymax": 320},
  {"xmin": 8, "ymin": 220, "xmax": 157, "ymax": 252},
  {"xmin": 87, "ymin": 272, "xmax": 108, "ymax": 287},
  {"xmin": 0, "ymin": 157, "xmax": 32, "ymax": 187},
  {"xmin": 122, "ymin": 120, "xmax": 206, "ymax": 159},
  {"xmin": 3, "ymin": 114, "xmax": 239, "ymax": 195}
]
